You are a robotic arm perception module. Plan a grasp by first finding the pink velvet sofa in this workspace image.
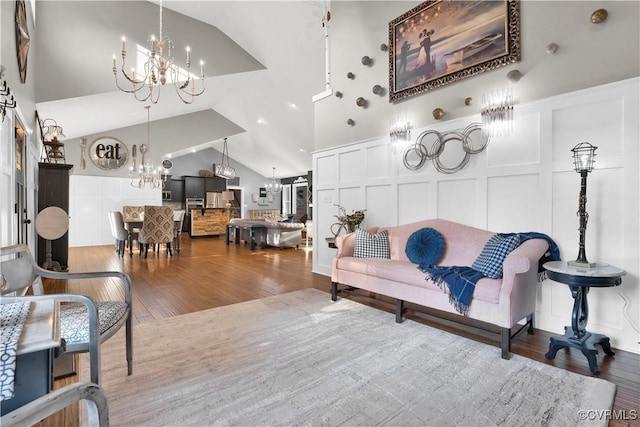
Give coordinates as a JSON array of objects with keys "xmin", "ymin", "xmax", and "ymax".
[{"xmin": 331, "ymin": 219, "xmax": 550, "ymax": 359}]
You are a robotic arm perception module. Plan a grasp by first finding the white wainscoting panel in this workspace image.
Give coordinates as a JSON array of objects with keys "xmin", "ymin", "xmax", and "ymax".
[
  {"xmin": 0, "ymin": 173, "xmax": 11, "ymax": 247},
  {"xmin": 339, "ymin": 149, "xmax": 364, "ymax": 183},
  {"xmin": 437, "ymin": 179, "xmax": 478, "ymax": 228},
  {"xmin": 487, "ymin": 174, "xmax": 543, "ymax": 232},
  {"xmin": 488, "ymin": 111, "xmax": 541, "ymax": 168},
  {"xmin": 316, "ymin": 154, "xmax": 338, "ymax": 186},
  {"xmin": 365, "ymin": 144, "xmax": 391, "ymax": 179},
  {"xmin": 313, "ymin": 78, "xmax": 639, "ymax": 353},
  {"xmin": 365, "ymin": 184, "xmax": 394, "ymax": 228},
  {"xmin": 551, "ymin": 98, "xmax": 624, "ymax": 161},
  {"xmin": 398, "ymin": 182, "xmax": 430, "ymax": 225}
]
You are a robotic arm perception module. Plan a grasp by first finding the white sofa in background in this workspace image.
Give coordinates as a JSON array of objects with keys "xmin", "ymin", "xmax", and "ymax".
[{"xmin": 228, "ymin": 218, "xmax": 304, "ymax": 249}]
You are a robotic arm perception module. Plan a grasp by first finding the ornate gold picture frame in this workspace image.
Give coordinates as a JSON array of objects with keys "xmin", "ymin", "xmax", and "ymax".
[{"xmin": 389, "ymin": 0, "xmax": 521, "ymax": 102}]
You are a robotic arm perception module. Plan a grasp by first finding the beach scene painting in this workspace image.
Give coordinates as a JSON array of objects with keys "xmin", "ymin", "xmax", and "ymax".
[{"xmin": 389, "ymin": 0, "xmax": 520, "ymax": 102}]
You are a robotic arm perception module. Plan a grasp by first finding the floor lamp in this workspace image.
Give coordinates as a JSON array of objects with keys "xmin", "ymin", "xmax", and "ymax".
[{"xmin": 568, "ymin": 142, "xmax": 597, "ymax": 268}]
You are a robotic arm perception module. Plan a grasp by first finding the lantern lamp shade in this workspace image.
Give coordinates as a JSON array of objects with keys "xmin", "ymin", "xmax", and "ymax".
[{"xmin": 571, "ymin": 142, "xmax": 597, "ymax": 173}]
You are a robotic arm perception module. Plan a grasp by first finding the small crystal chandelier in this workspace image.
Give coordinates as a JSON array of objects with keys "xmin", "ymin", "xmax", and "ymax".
[
  {"xmin": 481, "ymin": 88, "xmax": 513, "ymax": 140},
  {"xmin": 265, "ymin": 167, "xmax": 282, "ymax": 194},
  {"xmin": 112, "ymin": 0, "xmax": 205, "ymax": 104},
  {"xmin": 130, "ymin": 106, "xmax": 163, "ymax": 189}
]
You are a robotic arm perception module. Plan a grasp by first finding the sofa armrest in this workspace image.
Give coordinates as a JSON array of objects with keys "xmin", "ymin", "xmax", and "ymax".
[
  {"xmin": 500, "ymin": 238, "xmax": 550, "ymax": 297},
  {"xmin": 335, "ymin": 232, "xmax": 356, "ymax": 258}
]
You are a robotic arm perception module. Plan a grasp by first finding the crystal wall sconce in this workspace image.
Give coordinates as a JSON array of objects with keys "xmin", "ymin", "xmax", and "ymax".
[
  {"xmin": 389, "ymin": 120, "xmax": 411, "ymax": 155},
  {"xmin": 481, "ymin": 88, "xmax": 514, "ymax": 140}
]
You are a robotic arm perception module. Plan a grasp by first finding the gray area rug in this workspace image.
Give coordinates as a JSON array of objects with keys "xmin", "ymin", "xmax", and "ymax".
[{"xmin": 91, "ymin": 288, "xmax": 615, "ymax": 426}]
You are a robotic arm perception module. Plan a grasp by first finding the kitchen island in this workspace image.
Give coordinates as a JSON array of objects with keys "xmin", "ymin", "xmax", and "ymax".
[{"xmin": 190, "ymin": 208, "xmax": 228, "ymax": 237}]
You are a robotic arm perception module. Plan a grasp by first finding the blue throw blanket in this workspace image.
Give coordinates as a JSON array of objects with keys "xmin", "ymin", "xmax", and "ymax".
[{"xmin": 418, "ymin": 232, "xmax": 560, "ymax": 315}]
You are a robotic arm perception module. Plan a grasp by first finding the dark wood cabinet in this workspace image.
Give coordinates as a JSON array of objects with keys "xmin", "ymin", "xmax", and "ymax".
[
  {"xmin": 169, "ymin": 179, "xmax": 184, "ymax": 202},
  {"xmin": 182, "ymin": 176, "xmax": 226, "ymax": 198},
  {"xmin": 183, "ymin": 176, "xmax": 205, "ymax": 199},
  {"xmin": 37, "ymin": 163, "xmax": 73, "ymax": 270},
  {"xmin": 205, "ymin": 177, "xmax": 226, "ymax": 192}
]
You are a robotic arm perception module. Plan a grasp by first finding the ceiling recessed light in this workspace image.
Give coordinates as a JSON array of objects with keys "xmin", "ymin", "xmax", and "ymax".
[
  {"xmin": 257, "ymin": 118, "xmax": 266, "ymax": 124},
  {"xmin": 289, "ymin": 102, "xmax": 298, "ymax": 109},
  {"xmin": 191, "ymin": 148, "xmax": 196, "ymax": 153}
]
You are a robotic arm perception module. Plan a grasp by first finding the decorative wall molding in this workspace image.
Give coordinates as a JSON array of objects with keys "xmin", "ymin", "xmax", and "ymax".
[{"xmin": 312, "ymin": 77, "xmax": 640, "ymax": 353}]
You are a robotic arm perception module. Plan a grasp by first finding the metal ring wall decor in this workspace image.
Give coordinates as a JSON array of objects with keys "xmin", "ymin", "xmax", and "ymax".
[{"xmin": 402, "ymin": 123, "xmax": 489, "ymax": 174}]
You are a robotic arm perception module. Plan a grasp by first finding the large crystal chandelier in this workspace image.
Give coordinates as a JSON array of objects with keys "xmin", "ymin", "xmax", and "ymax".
[
  {"xmin": 112, "ymin": 0, "xmax": 205, "ymax": 104},
  {"xmin": 265, "ymin": 167, "xmax": 282, "ymax": 194},
  {"xmin": 130, "ymin": 106, "xmax": 163, "ymax": 189}
]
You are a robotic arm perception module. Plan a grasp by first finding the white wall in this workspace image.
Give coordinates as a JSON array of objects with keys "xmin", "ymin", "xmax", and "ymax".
[
  {"xmin": 69, "ymin": 176, "xmax": 160, "ymax": 247},
  {"xmin": 315, "ymin": 1, "xmax": 640, "ymax": 150},
  {"xmin": 312, "ymin": 78, "xmax": 639, "ymax": 353},
  {"xmin": 1, "ymin": 0, "xmax": 39, "ymax": 250}
]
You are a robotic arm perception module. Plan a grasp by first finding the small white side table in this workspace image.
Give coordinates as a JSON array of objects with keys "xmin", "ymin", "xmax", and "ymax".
[{"xmin": 543, "ymin": 261, "xmax": 625, "ymax": 374}]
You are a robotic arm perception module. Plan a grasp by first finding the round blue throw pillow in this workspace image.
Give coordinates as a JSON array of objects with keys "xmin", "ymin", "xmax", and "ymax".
[{"xmin": 405, "ymin": 227, "xmax": 446, "ymax": 265}]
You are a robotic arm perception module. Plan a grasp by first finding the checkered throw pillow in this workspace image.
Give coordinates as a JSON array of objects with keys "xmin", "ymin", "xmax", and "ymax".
[
  {"xmin": 353, "ymin": 228, "xmax": 390, "ymax": 259},
  {"xmin": 471, "ymin": 234, "xmax": 521, "ymax": 279}
]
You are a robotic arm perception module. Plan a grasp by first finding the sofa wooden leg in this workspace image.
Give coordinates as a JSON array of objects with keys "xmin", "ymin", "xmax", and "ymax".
[
  {"xmin": 527, "ymin": 313, "xmax": 535, "ymax": 334},
  {"xmin": 331, "ymin": 282, "xmax": 338, "ymax": 301},
  {"xmin": 395, "ymin": 300, "xmax": 405, "ymax": 323},
  {"xmin": 501, "ymin": 328, "xmax": 512, "ymax": 359}
]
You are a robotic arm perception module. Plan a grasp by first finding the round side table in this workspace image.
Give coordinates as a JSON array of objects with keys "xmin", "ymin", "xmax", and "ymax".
[{"xmin": 543, "ymin": 260, "xmax": 625, "ymax": 374}]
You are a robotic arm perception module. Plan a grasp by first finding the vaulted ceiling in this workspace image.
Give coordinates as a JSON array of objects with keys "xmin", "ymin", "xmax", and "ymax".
[{"xmin": 34, "ymin": 1, "xmax": 328, "ymax": 178}]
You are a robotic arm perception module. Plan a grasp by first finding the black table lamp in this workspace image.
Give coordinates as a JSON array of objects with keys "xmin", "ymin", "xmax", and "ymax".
[{"xmin": 568, "ymin": 142, "xmax": 598, "ymax": 268}]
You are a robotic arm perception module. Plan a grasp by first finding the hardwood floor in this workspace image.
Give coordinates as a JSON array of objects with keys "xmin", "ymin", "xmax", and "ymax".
[{"xmin": 38, "ymin": 234, "xmax": 638, "ymax": 426}]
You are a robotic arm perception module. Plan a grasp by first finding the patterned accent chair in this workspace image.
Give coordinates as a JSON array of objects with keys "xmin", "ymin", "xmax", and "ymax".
[
  {"xmin": 0, "ymin": 244, "xmax": 133, "ymax": 385},
  {"xmin": 108, "ymin": 211, "xmax": 129, "ymax": 257},
  {"xmin": 138, "ymin": 206, "xmax": 174, "ymax": 258},
  {"xmin": 122, "ymin": 206, "xmax": 143, "ymax": 252},
  {"xmin": 122, "ymin": 206, "xmax": 144, "ymax": 222}
]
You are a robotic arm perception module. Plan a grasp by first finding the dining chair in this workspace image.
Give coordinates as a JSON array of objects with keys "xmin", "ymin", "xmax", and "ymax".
[
  {"xmin": 0, "ymin": 244, "xmax": 133, "ymax": 386},
  {"xmin": 138, "ymin": 205, "xmax": 174, "ymax": 258},
  {"xmin": 173, "ymin": 210, "xmax": 186, "ymax": 253},
  {"xmin": 122, "ymin": 206, "xmax": 144, "ymax": 222},
  {"xmin": 108, "ymin": 211, "xmax": 129, "ymax": 257}
]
